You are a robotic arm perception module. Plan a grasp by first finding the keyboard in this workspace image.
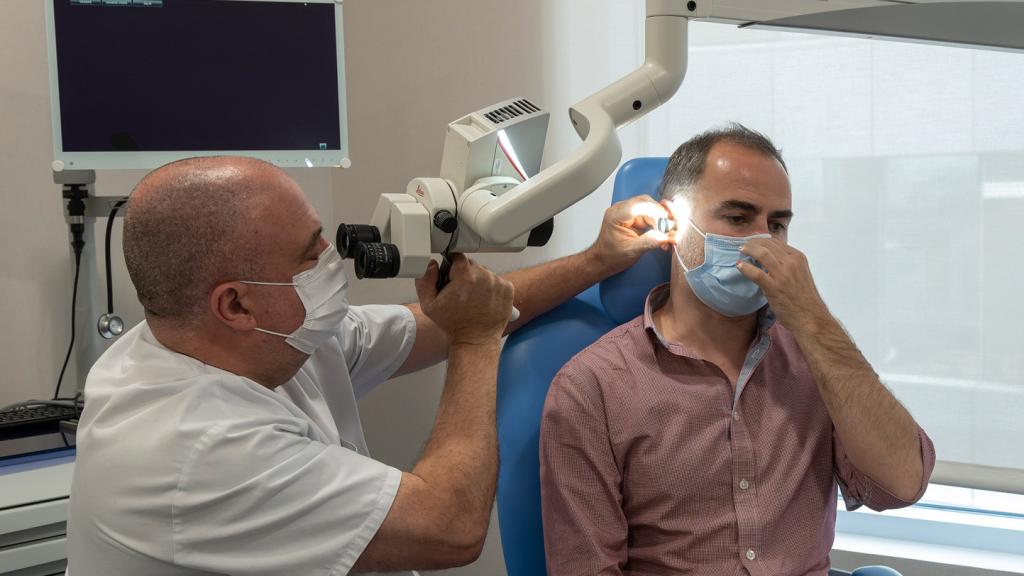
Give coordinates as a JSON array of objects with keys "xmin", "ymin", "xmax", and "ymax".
[{"xmin": 0, "ymin": 405, "xmax": 80, "ymax": 441}]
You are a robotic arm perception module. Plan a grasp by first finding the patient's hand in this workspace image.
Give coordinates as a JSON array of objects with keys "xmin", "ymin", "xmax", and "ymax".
[
  {"xmin": 589, "ymin": 195, "xmax": 673, "ymax": 275},
  {"xmin": 737, "ymin": 238, "xmax": 830, "ymax": 334}
]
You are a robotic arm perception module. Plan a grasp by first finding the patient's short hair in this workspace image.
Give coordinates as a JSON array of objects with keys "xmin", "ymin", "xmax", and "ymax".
[{"xmin": 658, "ymin": 123, "xmax": 786, "ymax": 202}]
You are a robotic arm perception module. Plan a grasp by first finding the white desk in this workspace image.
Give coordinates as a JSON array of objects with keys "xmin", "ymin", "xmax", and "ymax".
[{"xmin": 0, "ymin": 449, "xmax": 75, "ymax": 575}]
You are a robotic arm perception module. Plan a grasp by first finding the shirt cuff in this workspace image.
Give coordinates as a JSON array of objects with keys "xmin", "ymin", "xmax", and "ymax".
[
  {"xmin": 841, "ymin": 427, "xmax": 936, "ymax": 512},
  {"xmin": 328, "ymin": 465, "xmax": 403, "ymax": 576}
]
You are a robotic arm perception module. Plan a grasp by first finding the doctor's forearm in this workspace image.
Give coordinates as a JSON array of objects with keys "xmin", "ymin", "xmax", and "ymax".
[
  {"xmin": 791, "ymin": 313, "xmax": 925, "ymax": 501},
  {"xmin": 412, "ymin": 340, "xmax": 500, "ymax": 555},
  {"xmin": 354, "ymin": 339, "xmax": 501, "ymax": 571},
  {"xmin": 398, "ymin": 248, "xmax": 612, "ymax": 375},
  {"xmin": 416, "ymin": 339, "xmax": 501, "ymax": 503},
  {"xmin": 412, "ymin": 340, "xmax": 501, "ymax": 545},
  {"xmin": 503, "ymin": 247, "xmax": 609, "ymax": 332}
]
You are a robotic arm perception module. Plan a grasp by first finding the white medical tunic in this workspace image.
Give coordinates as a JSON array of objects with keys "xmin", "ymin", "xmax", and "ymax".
[{"xmin": 66, "ymin": 304, "xmax": 416, "ymax": 576}]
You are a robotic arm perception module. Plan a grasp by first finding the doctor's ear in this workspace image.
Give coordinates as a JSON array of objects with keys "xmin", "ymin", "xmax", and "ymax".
[{"xmin": 209, "ymin": 282, "xmax": 258, "ymax": 331}]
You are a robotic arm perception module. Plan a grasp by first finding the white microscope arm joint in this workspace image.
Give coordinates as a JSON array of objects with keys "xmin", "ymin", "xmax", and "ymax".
[{"xmin": 461, "ymin": 3, "xmax": 693, "ymax": 245}]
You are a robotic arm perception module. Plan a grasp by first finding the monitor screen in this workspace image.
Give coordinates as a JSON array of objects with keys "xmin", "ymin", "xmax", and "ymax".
[{"xmin": 45, "ymin": 0, "xmax": 349, "ymax": 170}]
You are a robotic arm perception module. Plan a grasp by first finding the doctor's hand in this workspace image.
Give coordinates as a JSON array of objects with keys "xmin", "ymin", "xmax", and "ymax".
[
  {"xmin": 415, "ymin": 254, "xmax": 514, "ymax": 346},
  {"xmin": 588, "ymin": 195, "xmax": 674, "ymax": 275},
  {"xmin": 736, "ymin": 238, "xmax": 832, "ymax": 335}
]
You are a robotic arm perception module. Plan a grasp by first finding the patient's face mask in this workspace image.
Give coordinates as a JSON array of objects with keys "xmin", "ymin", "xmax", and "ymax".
[
  {"xmin": 674, "ymin": 220, "xmax": 770, "ymax": 317},
  {"xmin": 240, "ymin": 244, "xmax": 349, "ymax": 354}
]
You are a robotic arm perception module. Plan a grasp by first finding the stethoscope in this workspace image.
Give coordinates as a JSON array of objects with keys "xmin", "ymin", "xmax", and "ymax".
[{"xmin": 97, "ymin": 199, "xmax": 127, "ymax": 339}]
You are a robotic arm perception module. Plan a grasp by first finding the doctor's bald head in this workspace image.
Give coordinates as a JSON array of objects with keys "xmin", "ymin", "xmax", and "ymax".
[{"xmin": 123, "ymin": 156, "xmax": 300, "ymax": 323}]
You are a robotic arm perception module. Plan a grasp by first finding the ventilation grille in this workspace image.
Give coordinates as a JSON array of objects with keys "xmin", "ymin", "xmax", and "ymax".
[{"xmin": 483, "ymin": 99, "xmax": 540, "ymax": 125}]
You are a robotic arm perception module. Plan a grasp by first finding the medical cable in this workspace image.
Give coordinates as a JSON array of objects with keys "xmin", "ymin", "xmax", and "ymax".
[
  {"xmin": 2, "ymin": 398, "xmax": 82, "ymax": 411},
  {"xmin": 436, "ymin": 225, "xmax": 460, "ymax": 292},
  {"xmin": 436, "ymin": 184, "xmax": 461, "ymax": 293},
  {"xmin": 53, "ymin": 189, "xmax": 87, "ymax": 400},
  {"xmin": 53, "ymin": 248, "xmax": 82, "ymax": 400}
]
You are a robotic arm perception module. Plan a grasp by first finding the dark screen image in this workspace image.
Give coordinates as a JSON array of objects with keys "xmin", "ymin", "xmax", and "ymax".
[{"xmin": 53, "ymin": 0, "xmax": 342, "ymax": 152}]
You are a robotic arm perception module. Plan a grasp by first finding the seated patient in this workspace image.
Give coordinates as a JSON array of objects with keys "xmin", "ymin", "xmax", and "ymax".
[{"xmin": 540, "ymin": 124, "xmax": 936, "ymax": 576}]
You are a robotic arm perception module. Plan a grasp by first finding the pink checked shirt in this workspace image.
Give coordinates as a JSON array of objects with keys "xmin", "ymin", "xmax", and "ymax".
[{"xmin": 539, "ymin": 285, "xmax": 935, "ymax": 576}]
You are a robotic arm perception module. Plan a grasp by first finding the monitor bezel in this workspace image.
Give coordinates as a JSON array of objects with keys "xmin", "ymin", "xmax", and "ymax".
[{"xmin": 44, "ymin": 0, "xmax": 350, "ymax": 171}]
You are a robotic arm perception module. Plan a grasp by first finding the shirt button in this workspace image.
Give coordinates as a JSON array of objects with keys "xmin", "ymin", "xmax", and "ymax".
[
  {"xmin": 739, "ymin": 479, "xmax": 750, "ymax": 490},
  {"xmin": 746, "ymin": 549, "xmax": 757, "ymax": 561},
  {"xmin": 732, "ymin": 411, "xmax": 740, "ymax": 421}
]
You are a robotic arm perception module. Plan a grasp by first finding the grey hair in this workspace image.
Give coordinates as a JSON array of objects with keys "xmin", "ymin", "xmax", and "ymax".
[
  {"xmin": 658, "ymin": 123, "xmax": 786, "ymax": 202},
  {"xmin": 123, "ymin": 156, "xmax": 281, "ymax": 323}
]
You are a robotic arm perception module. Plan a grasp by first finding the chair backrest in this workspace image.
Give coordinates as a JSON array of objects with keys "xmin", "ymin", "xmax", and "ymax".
[{"xmin": 495, "ymin": 157, "xmax": 670, "ymax": 576}]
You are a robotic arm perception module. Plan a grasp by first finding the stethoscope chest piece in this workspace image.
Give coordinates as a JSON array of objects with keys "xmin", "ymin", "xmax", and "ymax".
[{"xmin": 98, "ymin": 313, "xmax": 124, "ymax": 339}]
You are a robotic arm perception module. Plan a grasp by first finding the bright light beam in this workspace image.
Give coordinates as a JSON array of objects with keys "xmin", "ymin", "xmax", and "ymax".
[
  {"xmin": 666, "ymin": 198, "xmax": 693, "ymax": 244},
  {"xmin": 629, "ymin": 201, "xmax": 669, "ymax": 221}
]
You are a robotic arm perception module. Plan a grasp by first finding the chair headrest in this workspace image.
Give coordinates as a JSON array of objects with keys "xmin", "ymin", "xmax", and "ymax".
[{"xmin": 599, "ymin": 157, "xmax": 672, "ymax": 325}]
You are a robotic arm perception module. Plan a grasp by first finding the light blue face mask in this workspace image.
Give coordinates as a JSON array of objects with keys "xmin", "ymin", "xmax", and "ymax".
[{"xmin": 673, "ymin": 220, "xmax": 771, "ymax": 317}]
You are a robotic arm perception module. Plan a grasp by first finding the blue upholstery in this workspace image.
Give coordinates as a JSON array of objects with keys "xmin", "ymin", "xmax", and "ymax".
[
  {"xmin": 496, "ymin": 285, "xmax": 616, "ymax": 576},
  {"xmin": 598, "ymin": 157, "xmax": 672, "ymax": 324},
  {"xmin": 494, "ymin": 157, "xmax": 902, "ymax": 576},
  {"xmin": 495, "ymin": 158, "xmax": 666, "ymax": 576}
]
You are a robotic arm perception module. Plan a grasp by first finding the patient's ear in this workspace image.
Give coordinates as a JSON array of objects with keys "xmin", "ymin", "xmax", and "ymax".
[
  {"xmin": 660, "ymin": 198, "xmax": 683, "ymax": 229},
  {"xmin": 660, "ymin": 198, "xmax": 674, "ymax": 216},
  {"xmin": 662, "ymin": 196, "xmax": 694, "ymax": 225}
]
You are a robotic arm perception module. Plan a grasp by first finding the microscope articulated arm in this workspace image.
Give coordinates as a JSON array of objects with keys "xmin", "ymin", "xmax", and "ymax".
[{"xmin": 459, "ymin": 1, "xmax": 697, "ymax": 245}]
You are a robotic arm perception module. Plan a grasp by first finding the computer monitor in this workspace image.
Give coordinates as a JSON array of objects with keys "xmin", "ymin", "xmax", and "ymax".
[{"xmin": 44, "ymin": 0, "xmax": 349, "ymax": 171}]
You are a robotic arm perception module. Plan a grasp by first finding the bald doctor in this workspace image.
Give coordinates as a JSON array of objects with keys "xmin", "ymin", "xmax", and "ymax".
[{"xmin": 66, "ymin": 156, "xmax": 669, "ymax": 575}]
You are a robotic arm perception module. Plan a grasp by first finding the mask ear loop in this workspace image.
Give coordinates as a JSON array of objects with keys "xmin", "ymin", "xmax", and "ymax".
[
  {"xmin": 672, "ymin": 244, "xmax": 692, "ymax": 273},
  {"xmin": 237, "ymin": 280, "xmax": 300, "ymax": 340},
  {"xmin": 672, "ymin": 219, "xmax": 706, "ymax": 273},
  {"xmin": 240, "ymin": 280, "xmax": 296, "ymax": 286},
  {"xmin": 253, "ymin": 326, "xmax": 292, "ymax": 339},
  {"xmin": 686, "ymin": 219, "xmax": 708, "ymax": 239}
]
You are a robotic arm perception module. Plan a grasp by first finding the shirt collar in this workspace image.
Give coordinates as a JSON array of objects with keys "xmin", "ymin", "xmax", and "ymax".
[{"xmin": 642, "ymin": 283, "xmax": 776, "ymax": 357}]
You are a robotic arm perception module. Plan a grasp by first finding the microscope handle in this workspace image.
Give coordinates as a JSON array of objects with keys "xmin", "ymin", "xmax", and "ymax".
[
  {"xmin": 435, "ymin": 255, "xmax": 520, "ymax": 323},
  {"xmin": 436, "ymin": 255, "xmax": 453, "ymax": 292}
]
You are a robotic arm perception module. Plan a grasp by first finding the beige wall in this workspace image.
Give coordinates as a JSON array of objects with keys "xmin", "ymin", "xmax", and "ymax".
[
  {"xmin": 1, "ymin": 0, "xmax": 78, "ymax": 404},
  {"xmin": 0, "ymin": 0, "xmax": 335, "ymax": 405}
]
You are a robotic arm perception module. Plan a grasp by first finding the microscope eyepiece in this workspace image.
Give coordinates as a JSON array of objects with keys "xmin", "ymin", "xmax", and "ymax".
[
  {"xmin": 336, "ymin": 224, "xmax": 381, "ymax": 259},
  {"xmin": 336, "ymin": 223, "xmax": 398, "ymax": 278},
  {"xmin": 354, "ymin": 242, "xmax": 401, "ymax": 279}
]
